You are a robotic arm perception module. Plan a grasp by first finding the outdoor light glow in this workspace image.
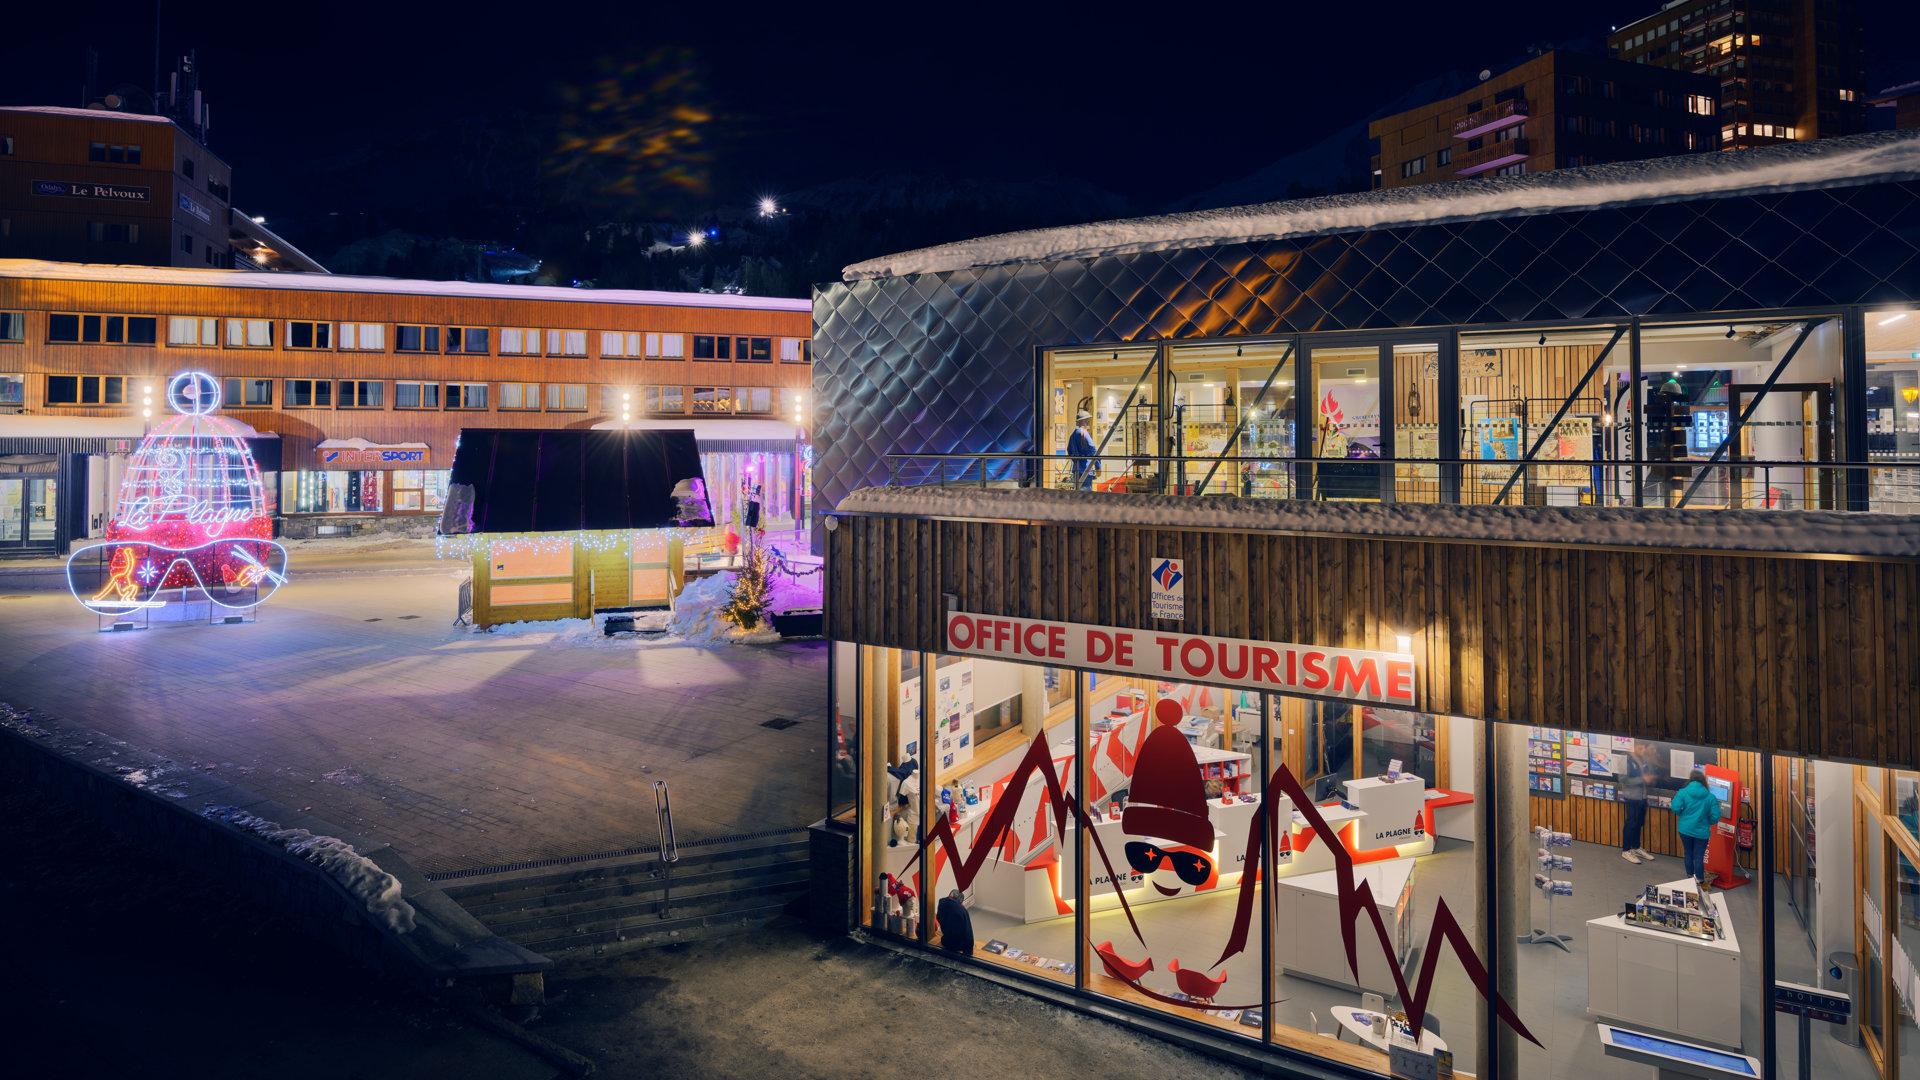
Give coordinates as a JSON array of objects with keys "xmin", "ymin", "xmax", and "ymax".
[
  {"xmin": 758, "ymin": 196, "xmax": 779, "ymax": 216},
  {"xmin": 66, "ymin": 370, "xmax": 288, "ymax": 619},
  {"xmin": 685, "ymin": 231, "xmax": 706, "ymax": 248},
  {"xmin": 1395, "ymin": 633, "xmax": 1413, "ymax": 653},
  {"xmin": 250, "ymin": 215, "xmax": 265, "ymax": 224}
]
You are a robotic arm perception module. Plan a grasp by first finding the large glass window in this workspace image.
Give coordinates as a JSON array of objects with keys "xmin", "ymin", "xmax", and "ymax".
[
  {"xmin": 1043, "ymin": 346, "xmax": 1159, "ymax": 491},
  {"xmin": 1866, "ymin": 306, "xmax": 1920, "ymax": 513},
  {"xmin": 1457, "ymin": 325, "xmax": 1623, "ymax": 507},
  {"xmin": 1165, "ymin": 341, "xmax": 1295, "ymax": 497},
  {"xmin": 1308, "ymin": 345, "xmax": 1382, "ymax": 501}
]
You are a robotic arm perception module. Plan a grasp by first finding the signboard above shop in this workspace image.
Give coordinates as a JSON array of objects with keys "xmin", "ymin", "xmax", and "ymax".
[
  {"xmin": 316, "ymin": 440, "xmax": 429, "ymax": 469},
  {"xmin": 943, "ymin": 609, "xmax": 1418, "ymax": 708},
  {"xmin": 33, "ymin": 179, "xmax": 151, "ymax": 202}
]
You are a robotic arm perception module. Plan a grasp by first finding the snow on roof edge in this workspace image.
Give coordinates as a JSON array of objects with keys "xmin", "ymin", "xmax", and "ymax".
[
  {"xmin": 0, "ymin": 104, "xmax": 175, "ymax": 124},
  {"xmin": 835, "ymin": 485, "xmax": 1920, "ymax": 560},
  {"xmin": 844, "ymin": 130, "xmax": 1920, "ymax": 283},
  {"xmin": 0, "ymin": 259, "xmax": 812, "ymax": 312}
]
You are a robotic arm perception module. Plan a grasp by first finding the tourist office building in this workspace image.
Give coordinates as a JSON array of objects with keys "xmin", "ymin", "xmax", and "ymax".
[
  {"xmin": 808, "ymin": 130, "xmax": 1920, "ymax": 1079},
  {"xmin": 0, "ymin": 260, "xmax": 813, "ymax": 549}
]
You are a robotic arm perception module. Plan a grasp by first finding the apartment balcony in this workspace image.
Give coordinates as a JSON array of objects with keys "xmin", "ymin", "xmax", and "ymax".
[
  {"xmin": 1452, "ymin": 98, "xmax": 1529, "ymax": 140},
  {"xmin": 1452, "ymin": 138, "xmax": 1531, "ymax": 176}
]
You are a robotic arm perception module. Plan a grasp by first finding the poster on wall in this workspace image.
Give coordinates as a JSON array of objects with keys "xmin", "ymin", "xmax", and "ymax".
[
  {"xmin": 1536, "ymin": 415, "xmax": 1596, "ymax": 486},
  {"xmin": 896, "ymin": 676, "xmax": 922, "ymax": 764},
  {"xmin": 1316, "ymin": 379, "xmax": 1381, "ymax": 459},
  {"xmin": 933, "ymin": 660, "xmax": 975, "ymax": 773},
  {"xmin": 1527, "ymin": 726, "xmax": 1566, "ymax": 797}
]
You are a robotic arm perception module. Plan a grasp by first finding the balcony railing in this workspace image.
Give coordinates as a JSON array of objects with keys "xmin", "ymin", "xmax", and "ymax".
[
  {"xmin": 1453, "ymin": 99, "xmax": 1529, "ymax": 140},
  {"xmin": 1453, "ymin": 139, "xmax": 1531, "ymax": 176},
  {"xmin": 883, "ymin": 453, "xmax": 1920, "ymax": 514}
]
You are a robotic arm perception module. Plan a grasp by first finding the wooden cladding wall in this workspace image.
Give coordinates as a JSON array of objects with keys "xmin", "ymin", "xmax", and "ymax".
[{"xmin": 827, "ymin": 513, "xmax": 1920, "ymax": 768}]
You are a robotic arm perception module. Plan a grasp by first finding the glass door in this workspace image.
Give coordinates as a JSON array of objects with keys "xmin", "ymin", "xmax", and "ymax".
[
  {"xmin": 1307, "ymin": 345, "xmax": 1382, "ymax": 501},
  {"xmin": 0, "ymin": 478, "xmax": 23, "ymax": 546},
  {"xmin": 26, "ymin": 477, "xmax": 57, "ymax": 545},
  {"xmin": 1391, "ymin": 342, "xmax": 1442, "ymax": 502}
]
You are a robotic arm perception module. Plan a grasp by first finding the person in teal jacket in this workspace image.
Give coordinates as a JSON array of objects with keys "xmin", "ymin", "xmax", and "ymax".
[{"xmin": 1670, "ymin": 768, "xmax": 1724, "ymax": 883}]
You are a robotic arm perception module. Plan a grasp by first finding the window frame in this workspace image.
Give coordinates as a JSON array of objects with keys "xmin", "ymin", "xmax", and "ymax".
[
  {"xmin": 647, "ymin": 332, "xmax": 686, "ymax": 359},
  {"xmin": 394, "ymin": 324, "xmax": 441, "ymax": 353},
  {"xmin": 445, "ymin": 326, "xmax": 491, "ymax": 355},
  {"xmin": 0, "ymin": 312, "xmax": 24, "ymax": 344},
  {"xmin": 543, "ymin": 329, "xmax": 588, "ymax": 358},
  {"xmin": 221, "ymin": 376, "xmax": 274, "ymax": 407},
  {"xmin": 779, "ymin": 337, "xmax": 810, "ymax": 364},
  {"xmin": 394, "ymin": 381, "xmax": 441, "ymax": 410},
  {"xmin": 498, "ymin": 327, "xmax": 542, "ymax": 356},
  {"xmin": 445, "ymin": 382, "xmax": 489, "ymax": 411},
  {"xmin": 283, "ymin": 378, "xmax": 334, "ymax": 409},
  {"xmin": 545, "ymin": 382, "xmax": 588, "ymax": 412},
  {"xmin": 43, "ymin": 373, "xmax": 128, "ymax": 406},
  {"xmin": 337, "ymin": 322, "xmax": 386, "ymax": 352},
  {"xmin": 498, "ymin": 382, "xmax": 543, "ymax": 411},
  {"xmin": 47, "ymin": 313, "xmax": 156, "ymax": 345},
  {"xmin": 336, "ymin": 379, "xmax": 385, "ymax": 409},
  {"xmin": 286, "ymin": 320, "xmax": 334, "ymax": 350},
  {"xmin": 225, "ymin": 318, "xmax": 274, "ymax": 349},
  {"xmin": 167, "ymin": 316, "xmax": 219, "ymax": 346}
]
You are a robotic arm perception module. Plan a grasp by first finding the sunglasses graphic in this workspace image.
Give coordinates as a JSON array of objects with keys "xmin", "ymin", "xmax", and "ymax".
[
  {"xmin": 66, "ymin": 539, "xmax": 290, "ymax": 615},
  {"xmin": 1125, "ymin": 840, "xmax": 1212, "ymax": 886}
]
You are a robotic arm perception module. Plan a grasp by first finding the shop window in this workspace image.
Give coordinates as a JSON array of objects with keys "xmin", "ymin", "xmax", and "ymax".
[
  {"xmin": 395, "ymin": 324, "xmax": 440, "ymax": 353},
  {"xmin": 779, "ymin": 337, "xmax": 809, "ymax": 363},
  {"xmin": 1164, "ymin": 340, "xmax": 1297, "ymax": 498},
  {"xmin": 499, "ymin": 382, "xmax": 541, "ymax": 410},
  {"xmin": 735, "ymin": 386, "xmax": 772, "ymax": 413},
  {"xmin": 48, "ymin": 313, "xmax": 155, "ymax": 344},
  {"xmin": 692, "ymin": 334, "xmax": 731, "ymax": 360},
  {"xmin": 0, "ymin": 312, "xmax": 22, "ymax": 343},
  {"xmin": 387, "ymin": 469, "xmax": 448, "ymax": 512},
  {"xmin": 1043, "ymin": 345, "xmax": 1160, "ymax": 492},
  {"xmin": 646, "ymin": 385, "xmax": 685, "ymax": 413},
  {"xmin": 289, "ymin": 470, "xmax": 387, "ymax": 513},
  {"xmin": 44, "ymin": 374, "xmax": 126, "ymax": 406},
  {"xmin": 544, "ymin": 329, "xmax": 588, "ymax": 357},
  {"xmin": 829, "ymin": 641, "xmax": 859, "ymax": 822},
  {"xmin": 647, "ymin": 332, "xmax": 685, "ymax": 359},
  {"xmin": 545, "ymin": 383, "xmax": 588, "ymax": 411},
  {"xmin": 394, "ymin": 381, "xmax": 440, "ymax": 409},
  {"xmin": 337, "ymin": 380, "xmax": 384, "ymax": 409},
  {"xmin": 445, "ymin": 326, "xmax": 489, "ymax": 354},
  {"xmin": 338, "ymin": 322, "xmax": 385, "ymax": 351},
  {"xmin": 601, "ymin": 331, "xmax": 645, "ymax": 358},
  {"xmin": 691, "ymin": 386, "xmax": 733, "ymax": 413},
  {"xmin": 221, "ymin": 377, "xmax": 273, "ymax": 407},
  {"xmin": 286, "ymin": 321, "xmax": 333, "ymax": 349},
  {"xmin": 167, "ymin": 316, "xmax": 218, "ymax": 346},
  {"xmin": 284, "ymin": 378, "xmax": 333, "ymax": 408},
  {"xmin": 499, "ymin": 327, "xmax": 541, "ymax": 355},
  {"xmin": 224, "ymin": 318, "xmax": 272, "ymax": 348},
  {"xmin": 445, "ymin": 382, "xmax": 488, "ymax": 410}
]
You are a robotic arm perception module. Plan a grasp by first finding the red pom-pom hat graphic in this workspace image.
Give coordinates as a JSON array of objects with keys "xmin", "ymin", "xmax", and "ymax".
[{"xmin": 1121, "ymin": 698, "xmax": 1213, "ymax": 850}]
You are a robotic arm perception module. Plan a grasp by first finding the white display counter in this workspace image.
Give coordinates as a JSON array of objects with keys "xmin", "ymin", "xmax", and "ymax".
[
  {"xmin": 1587, "ymin": 878, "xmax": 1744, "ymax": 1048},
  {"xmin": 1343, "ymin": 775, "xmax": 1427, "ymax": 850},
  {"xmin": 1273, "ymin": 860, "xmax": 1417, "ymax": 993}
]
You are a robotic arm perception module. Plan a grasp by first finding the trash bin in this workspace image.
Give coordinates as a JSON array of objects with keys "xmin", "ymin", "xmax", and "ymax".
[{"xmin": 1828, "ymin": 951, "xmax": 1862, "ymax": 1047}]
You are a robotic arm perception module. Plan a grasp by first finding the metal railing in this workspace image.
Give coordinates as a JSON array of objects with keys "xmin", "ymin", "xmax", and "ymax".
[
  {"xmin": 882, "ymin": 452, "xmax": 1920, "ymax": 513},
  {"xmin": 654, "ymin": 780, "xmax": 679, "ymax": 919}
]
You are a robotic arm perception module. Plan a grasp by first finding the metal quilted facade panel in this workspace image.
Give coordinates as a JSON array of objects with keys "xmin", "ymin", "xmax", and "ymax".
[{"xmin": 813, "ymin": 178, "xmax": 1920, "ymax": 534}]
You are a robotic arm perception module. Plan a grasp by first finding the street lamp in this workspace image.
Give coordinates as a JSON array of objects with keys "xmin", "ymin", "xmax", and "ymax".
[{"xmin": 758, "ymin": 196, "xmax": 779, "ymax": 217}]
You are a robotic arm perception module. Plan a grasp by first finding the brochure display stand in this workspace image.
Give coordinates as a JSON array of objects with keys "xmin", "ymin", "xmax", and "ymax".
[{"xmin": 1522, "ymin": 826, "xmax": 1574, "ymax": 951}]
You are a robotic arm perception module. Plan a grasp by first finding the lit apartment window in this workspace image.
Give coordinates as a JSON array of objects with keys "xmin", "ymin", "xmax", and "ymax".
[
  {"xmin": 601, "ymin": 331, "xmax": 645, "ymax": 358},
  {"xmin": 221, "ymin": 377, "xmax": 273, "ymax": 406},
  {"xmin": 0, "ymin": 375, "xmax": 23, "ymax": 406},
  {"xmin": 499, "ymin": 382, "xmax": 542, "ymax": 410},
  {"xmin": 1494, "ymin": 122, "xmax": 1525, "ymax": 144},
  {"xmin": 0, "ymin": 312, "xmax": 24, "ymax": 342},
  {"xmin": 167, "ymin": 316, "xmax": 218, "ymax": 346},
  {"xmin": 691, "ymin": 386, "xmax": 733, "ymax": 413},
  {"xmin": 337, "ymin": 380, "xmax": 385, "ymax": 408},
  {"xmin": 544, "ymin": 329, "xmax": 588, "ymax": 357},
  {"xmin": 1687, "ymin": 93, "xmax": 1715, "ymax": 115},
  {"xmin": 692, "ymin": 334, "xmax": 732, "ymax": 360},
  {"xmin": 1838, "ymin": 88, "xmax": 1857, "ymax": 102},
  {"xmin": 338, "ymin": 322, "xmax": 385, "ymax": 351},
  {"xmin": 445, "ymin": 383, "xmax": 489, "ymax": 410},
  {"xmin": 646, "ymin": 332, "xmax": 686, "ymax": 358},
  {"xmin": 736, "ymin": 336, "xmax": 772, "ymax": 362},
  {"xmin": 395, "ymin": 324, "xmax": 439, "ymax": 352},
  {"xmin": 647, "ymin": 385, "xmax": 685, "ymax": 413},
  {"xmin": 87, "ymin": 222, "xmax": 140, "ymax": 244},
  {"xmin": 735, "ymin": 386, "xmax": 773, "ymax": 413},
  {"xmin": 287, "ymin": 321, "xmax": 333, "ymax": 349},
  {"xmin": 444, "ymin": 327, "xmax": 489, "ymax": 354},
  {"xmin": 1435, "ymin": 147, "xmax": 1452, "ymax": 167},
  {"xmin": 44, "ymin": 375, "xmax": 127, "ymax": 405},
  {"xmin": 284, "ymin": 379, "xmax": 333, "ymax": 408},
  {"xmin": 778, "ymin": 337, "xmax": 808, "ymax": 363},
  {"xmin": 394, "ymin": 381, "xmax": 440, "ymax": 409},
  {"xmin": 545, "ymin": 383, "xmax": 588, "ymax": 411},
  {"xmin": 49, "ymin": 314, "xmax": 156, "ymax": 344},
  {"xmin": 1399, "ymin": 156, "xmax": 1425, "ymax": 179},
  {"xmin": 499, "ymin": 327, "xmax": 541, "ymax": 355},
  {"xmin": 225, "ymin": 318, "xmax": 273, "ymax": 348}
]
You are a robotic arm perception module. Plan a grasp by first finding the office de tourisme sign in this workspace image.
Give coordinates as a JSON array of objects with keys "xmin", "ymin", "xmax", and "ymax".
[{"xmin": 943, "ymin": 610, "xmax": 1418, "ymax": 708}]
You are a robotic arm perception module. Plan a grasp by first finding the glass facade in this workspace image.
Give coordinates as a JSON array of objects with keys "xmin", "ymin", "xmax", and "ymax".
[
  {"xmin": 282, "ymin": 469, "xmax": 448, "ymax": 514},
  {"xmin": 836, "ymin": 643, "xmax": 1892, "ymax": 1078}
]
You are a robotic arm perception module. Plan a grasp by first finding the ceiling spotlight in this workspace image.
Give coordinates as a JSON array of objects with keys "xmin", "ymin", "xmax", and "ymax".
[
  {"xmin": 1725, "ymin": 324, "xmax": 1736, "ymax": 338},
  {"xmin": 1236, "ymin": 344, "xmax": 1244, "ymax": 357},
  {"xmin": 1538, "ymin": 333, "xmax": 1547, "ymax": 346}
]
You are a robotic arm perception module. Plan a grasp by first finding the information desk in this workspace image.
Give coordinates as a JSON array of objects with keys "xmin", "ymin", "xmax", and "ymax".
[
  {"xmin": 1343, "ymin": 775, "xmax": 1428, "ymax": 850},
  {"xmin": 1273, "ymin": 860, "xmax": 1417, "ymax": 993},
  {"xmin": 1587, "ymin": 878, "xmax": 1744, "ymax": 1048}
]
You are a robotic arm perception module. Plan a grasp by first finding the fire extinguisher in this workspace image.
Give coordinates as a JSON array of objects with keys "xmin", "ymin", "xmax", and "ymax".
[{"xmin": 1737, "ymin": 792, "xmax": 1756, "ymax": 850}]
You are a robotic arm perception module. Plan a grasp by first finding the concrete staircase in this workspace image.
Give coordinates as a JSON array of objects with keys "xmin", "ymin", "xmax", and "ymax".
[{"xmin": 440, "ymin": 832, "xmax": 810, "ymax": 962}]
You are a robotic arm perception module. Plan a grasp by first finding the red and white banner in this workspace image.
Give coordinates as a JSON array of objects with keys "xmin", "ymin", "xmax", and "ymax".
[{"xmin": 943, "ymin": 610, "xmax": 1417, "ymax": 708}]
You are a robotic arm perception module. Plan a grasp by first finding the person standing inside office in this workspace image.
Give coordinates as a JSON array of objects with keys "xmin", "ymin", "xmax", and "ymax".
[
  {"xmin": 1670, "ymin": 767, "xmax": 1724, "ymax": 884},
  {"xmin": 1067, "ymin": 410, "xmax": 1098, "ymax": 489},
  {"xmin": 1619, "ymin": 744, "xmax": 1658, "ymax": 864}
]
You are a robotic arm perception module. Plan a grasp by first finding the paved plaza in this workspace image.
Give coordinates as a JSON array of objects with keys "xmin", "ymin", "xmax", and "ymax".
[{"xmin": 0, "ymin": 547, "xmax": 827, "ymax": 875}]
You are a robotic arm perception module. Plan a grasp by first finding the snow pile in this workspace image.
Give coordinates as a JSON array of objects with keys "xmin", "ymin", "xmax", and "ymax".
[
  {"xmin": 204, "ymin": 807, "xmax": 417, "ymax": 934},
  {"xmin": 844, "ymin": 130, "xmax": 1920, "ymax": 280},
  {"xmin": 838, "ymin": 485, "xmax": 1920, "ymax": 559},
  {"xmin": 467, "ymin": 614, "xmax": 625, "ymax": 646},
  {"xmin": 668, "ymin": 572, "xmax": 781, "ymax": 645}
]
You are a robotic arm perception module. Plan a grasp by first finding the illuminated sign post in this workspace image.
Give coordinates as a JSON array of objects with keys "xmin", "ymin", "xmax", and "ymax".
[{"xmin": 66, "ymin": 371, "xmax": 289, "ymax": 625}]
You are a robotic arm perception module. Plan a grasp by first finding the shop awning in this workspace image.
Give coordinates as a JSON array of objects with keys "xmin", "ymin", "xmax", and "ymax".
[
  {"xmin": 440, "ymin": 428, "xmax": 712, "ymax": 535},
  {"xmin": 589, "ymin": 418, "xmax": 801, "ymax": 452},
  {"xmin": 0, "ymin": 413, "xmax": 277, "ymax": 465}
]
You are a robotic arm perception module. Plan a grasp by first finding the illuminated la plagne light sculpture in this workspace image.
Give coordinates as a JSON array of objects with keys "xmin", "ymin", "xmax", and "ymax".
[{"xmin": 67, "ymin": 371, "xmax": 289, "ymax": 617}]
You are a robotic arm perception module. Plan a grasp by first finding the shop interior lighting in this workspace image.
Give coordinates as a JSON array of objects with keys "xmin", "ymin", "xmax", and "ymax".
[
  {"xmin": 1395, "ymin": 633, "xmax": 1413, "ymax": 652},
  {"xmin": 1880, "ymin": 312, "xmax": 1911, "ymax": 327}
]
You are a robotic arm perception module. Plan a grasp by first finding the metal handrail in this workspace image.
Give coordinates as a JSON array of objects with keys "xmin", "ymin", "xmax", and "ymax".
[{"xmin": 654, "ymin": 780, "xmax": 678, "ymax": 919}]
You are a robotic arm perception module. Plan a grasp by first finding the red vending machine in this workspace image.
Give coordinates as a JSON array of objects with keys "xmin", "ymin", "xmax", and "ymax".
[{"xmin": 1701, "ymin": 763, "xmax": 1750, "ymax": 889}]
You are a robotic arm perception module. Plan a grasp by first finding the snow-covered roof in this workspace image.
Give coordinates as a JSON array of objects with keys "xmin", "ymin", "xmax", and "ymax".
[
  {"xmin": 836, "ymin": 485, "xmax": 1920, "ymax": 560},
  {"xmin": 0, "ymin": 259, "xmax": 813, "ymax": 312},
  {"xmin": 844, "ymin": 130, "xmax": 1920, "ymax": 282},
  {"xmin": 0, "ymin": 104, "xmax": 176, "ymax": 125}
]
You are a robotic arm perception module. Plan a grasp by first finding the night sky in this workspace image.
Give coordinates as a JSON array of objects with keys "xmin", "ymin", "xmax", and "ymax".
[{"xmin": 4, "ymin": 1, "xmax": 1919, "ymax": 232}]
